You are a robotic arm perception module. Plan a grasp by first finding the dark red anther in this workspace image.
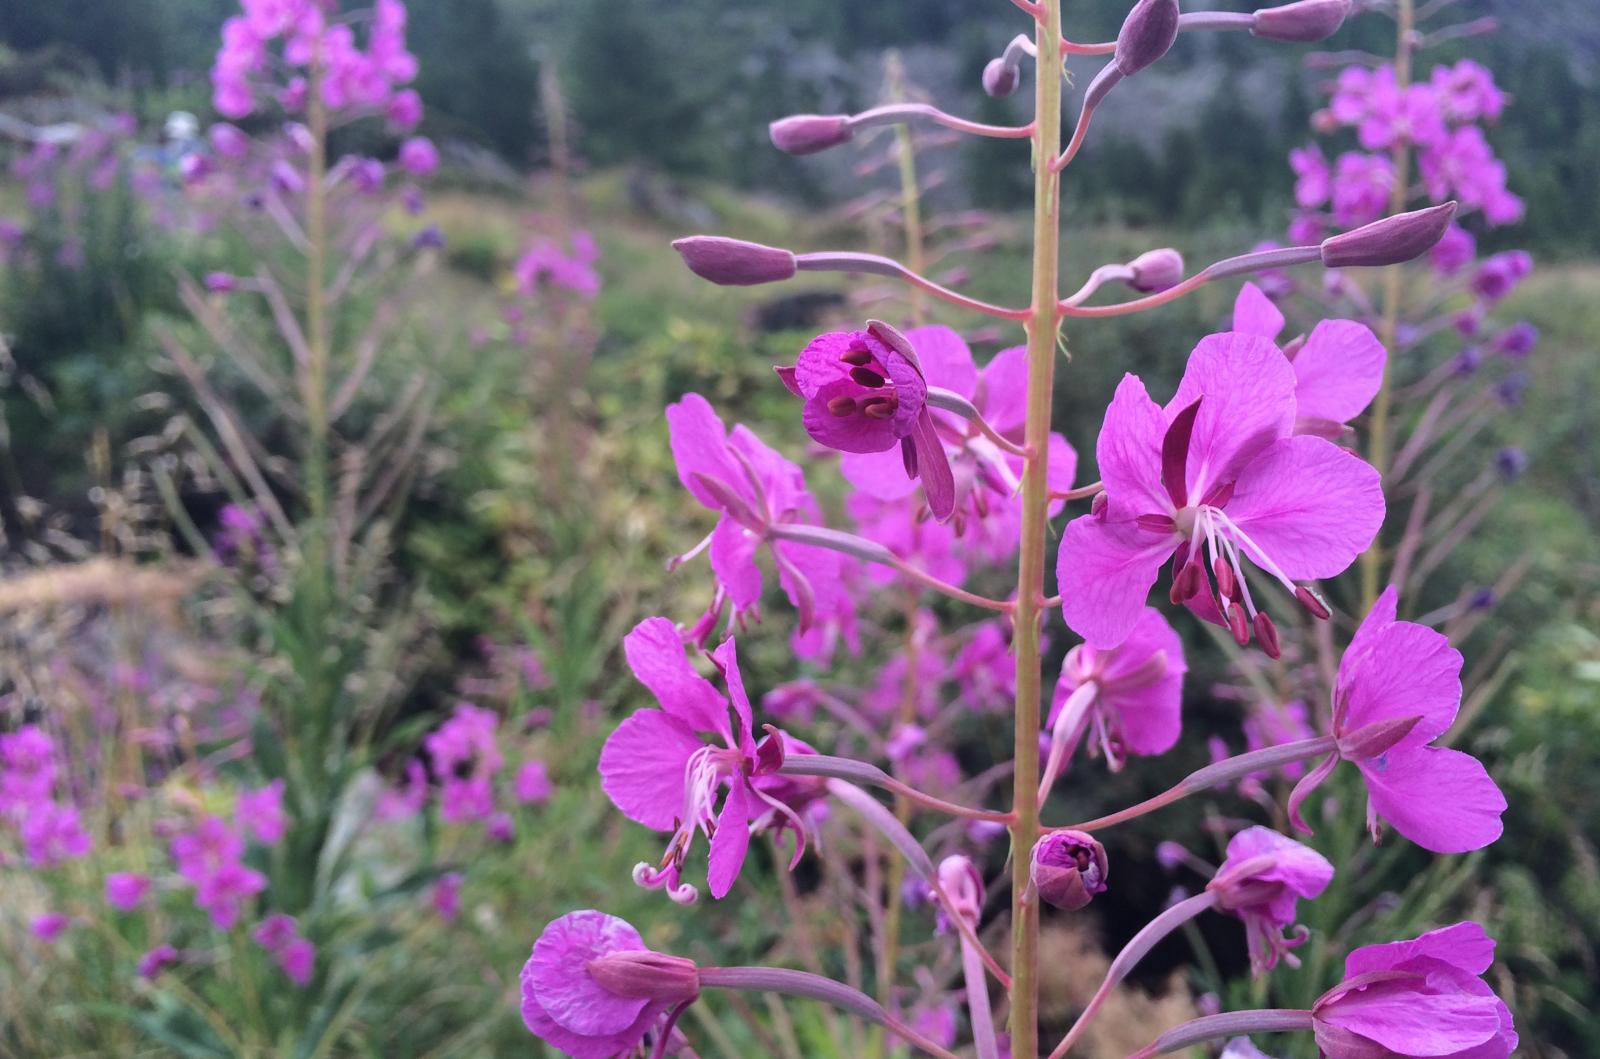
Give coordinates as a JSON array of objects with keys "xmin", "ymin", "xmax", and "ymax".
[
  {"xmin": 1295, "ymin": 585, "xmax": 1332, "ymax": 620},
  {"xmin": 840, "ymin": 346, "xmax": 875, "ymax": 367},
  {"xmin": 1226, "ymin": 601, "xmax": 1251, "ymax": 646},
  {"xmin": 972, "ymin": 489, "xmax": 990, "ymax": 519},
  {"xmin": 826, "ymin": 395, "xmax": 857, "ymax": 417},
  {"xmin": 861, "ymin": 396, "xmax": 897, "ymax": 419},
  {"xmin": 1253, "ymin": 611, "xmax": 1281, "ymax": 659},
  {"xmin": 849, "ymin": 366, "xmax": 888, "ymax": 388},
  {"xmin": 1213, "ymin": 556, "xmax": 1238, "ymax": 600},
  {"xmin": 1170, "ymin": 556, "xmax": 1205, "ymax": 604},
  {"xmin": 1161, "ymin": 397, "xmax": 1203, "ymax": 509}
]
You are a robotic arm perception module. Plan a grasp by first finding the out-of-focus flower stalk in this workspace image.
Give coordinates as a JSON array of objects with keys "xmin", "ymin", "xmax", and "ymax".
[
  {"xmin": 303, "ymin": 44, "xmax": 333, "ymax": 584},
  {"xmin": 1360, "ymin": 0, "xmax": 1416, "ymax": 610}
]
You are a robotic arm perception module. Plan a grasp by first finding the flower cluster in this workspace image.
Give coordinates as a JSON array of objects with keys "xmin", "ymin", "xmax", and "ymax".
[{"xmin": 1, "ymin": 726, "xmax": 93, "ymax": 868}]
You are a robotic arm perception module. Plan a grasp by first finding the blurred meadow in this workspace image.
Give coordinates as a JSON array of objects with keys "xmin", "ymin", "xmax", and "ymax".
[{"xmin": 1, "ymin": 1, "xmax": 1597, "ymax": 1057}]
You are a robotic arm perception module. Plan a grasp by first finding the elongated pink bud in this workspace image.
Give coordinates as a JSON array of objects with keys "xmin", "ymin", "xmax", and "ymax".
[
  {"xmin": 586, "ymin": 951, "xmax": 702, "ymax": 1004},
  {"xmin": 1116, "ymin": 0, "xmax": 1181, "ymax": 76},
  {"xmin": 983, "ymin": 57, "xmax": 1021, "ymax": 98},
  {"xmin": 1031, "ymin": 831, "xmax": 1109, "ymax": 911},
  {"xmin": 1251, "ymin": 0, "xmax": 1352, "ymax": 43},
  {"xmin": 1126, "ymin": 248, "xmax": 1184, "ymax": 292},
  {"xmin": 1320, "ymin": 202, "xmax": 1458, "ymax": 268},
  {"xmin": 769, "ymin": 114, "xmax": 853, "ymax": 156},
  {"xmin": 673, "ymin": 236, "xmax": 797, "ymax": 286}
]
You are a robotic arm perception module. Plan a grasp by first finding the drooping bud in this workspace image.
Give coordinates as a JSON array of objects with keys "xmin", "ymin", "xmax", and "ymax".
[
  {"xmin": 673, "ymin": 236, "xmax": 798, "ymax": 286},
  {"xmin": 1115, "ymin": 0, "xmax": 1182, "ymax": 76},
  {"xmin": 1031, "ymin": 831, "xmax": 1109, "ymax": 911},
  {"xmin": 1319, "ymin": 202, "xmax": 1458, "ymax": 269},
  {"xmin": 586, "ymin": 951, "xmax": 702, "ymax": 1005},
  {"xmin": 983, "ymin": 57, "xmax": 1021, "ymax": 98},
  {"xmin": 769, "ymin": 114, "xmax": 854, "ymax": 156},
  {"xmin": 1251, "ymin": 0, "xmax": 1352, "ymax": 43},
  {"xmin": 937, "ymin": 855, "xmax": 985, "ymax": 928},
  {"xmin": 1125, "ymin": 248, "xmax": 1185, "ymax": 292}
]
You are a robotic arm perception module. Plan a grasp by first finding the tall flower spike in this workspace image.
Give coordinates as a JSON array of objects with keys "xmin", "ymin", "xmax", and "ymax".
[
  {"xmin": 598, "ymin": 620, "xmax": 810, "ymax": 902},
  {"xmin": 1205, "ymin": 826, "xmax": 1332, "ymax": 975},
  {"xmin": 1286, "ymin": 586, "xmax": 1507, "ymax": 853},
  {"xmin": 1312, "ymin": 922, "xmax": 1517, "ymax": 1059},
  {"xmin": 1057, "ymin": 331, "xmax": 1384, "ymax": 649}
]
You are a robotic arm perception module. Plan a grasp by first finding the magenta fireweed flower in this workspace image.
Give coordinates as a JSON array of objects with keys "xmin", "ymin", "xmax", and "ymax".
[
  {"xmin": 514, "ymin": 759, "xmax": 552, "ymax": 805},
  {"xmin": 1430, "ymin": 60, "xmax": 1506, "ymax": 124},
  {"xmin": 1289, "ymin": 144, "xmax": 1330, "ymax": 209},
  {"xmin": 398, "ymin": 136, "xmax": 438, "ymax": 176},
  {"xmin": 1312, "ymin": 922, "xmax": 1517, "ymax": 1058},
  {"xmin": 254, "ymin": 914, "xmax": 316, "ymax": 986},
  {"xmin": 105, "ymin": 871, "xmax": 153, "ymax": 912},
  {"xmin": 514, "ymin": 231, "xmax": 601, "ymax": 299},
  {"xmin": 1045, "ymin": 608, "xmax": 1186, "ymax": 780},
  {"xmin": 138, "ymin": 944, "xmax": 181, "ymax": 979},
  {"xmin": 1289, "ymin": 586, "xmax": 1506, "ymax": 853},
  {"xmin": 21, "ymin": 802, "xmax": 93, "ymax": 866},
  {"xmin": 1206, "ymin": 826, "xmax": 1332, "ymax": 974},
  {"xmin": 1430, "ymin": 222, "xmax": 1477, "ymax": 274},
  {"xmin": 253, "ymin": 913, "xmax": 298, "ymax": 951},
  {"xmin": 1057, "ymin": 332, "xmax": 1384, "ymax": 650},
  {"xmin": 237, "ymin": 779, "xmax": 287, "ymax": 844},
  {"xmin": 784, "ymin": 322, "xmax": 957, "ymax": 520},
  {"xmin": 432, "ymin": 871, "xmax": 463, "ymax": 921},
  {"xmin": 0, "ymin": 724, "xmax": 58, "ymax": 807},
  {"xmin": 839, "ymin": 329, "xmax": 1076, "ymax": 544},
  {"xmin": 171, "ymin": 816, "xmax": 267, "ymax": 929},
  {"xmin": 425, "ymin": 703, "xmax": 503, "ymax": 823},
  {"xmin": 1330, "ymin": 151, "xmax": 1394, "ymax": 227},
  {"xmin": 666, "ymin": 392, "xmax": 855, "ymax": 639},
  {"xmin": 31, "ymin": 912, "xmax": 71, "ymax": 943},
  {"xmin": 521, "ymin": 910, "xmax": 699, "ymax": 1059},
  {"xmin": 599, "ymin": 618, "xmax": 806, "ymax": 902},
  {"xmin": 375, "ymin": 759, "xmax": 428, "ymax": 821},
  {"xmin": 1232, "ymin": 282, "xmax": 1385, "ymax": 439}
]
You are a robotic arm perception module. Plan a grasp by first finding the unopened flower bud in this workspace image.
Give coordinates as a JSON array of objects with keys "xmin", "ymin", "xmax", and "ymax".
[
  {"xmin": 1251, "ymin": 0, "xmax": 1352, "ymax": 43},
  {"xmin": 1031, "ymin": 831, "xmax": 1109, "ymax": 911},
  {"xmin": 673, "ymin": 236, "xmax": 798, "ymax": 286},
  {"xmin": 937, "ymin": 854, "xmax": 984, "ymax": 925},
  {"xmin": 1126, "ymin": 248, "xmax": 1185, "ymax": 292},
  {"xmin": 204, "ymin": 271, "xmax": 239, "ymax": 293},
  {"xmin": 1319, "ymin": 202, "xmax": 1457, "ymax": 269},
  {"xmin": 1116, "ymin": 0, "xmax": 1181, "ymax": 76},
  {"xmin": 769, "ymin": 114, "xmax": 854, "ymax": 156},
  {"xmin": 586, "ymin": 951, "xmax": 702, "ymax": 1005},
  {"xmin": 983, "ymin": 57, "xmax": 1021, "ymax": 98}
]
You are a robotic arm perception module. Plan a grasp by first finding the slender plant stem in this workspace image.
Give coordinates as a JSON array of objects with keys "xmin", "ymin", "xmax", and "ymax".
[
  {"xmin": 1360, "ymin": 0, "xmax": 1415, "ymax": 611},
  {"xmin": 1011, "ymin": 3, "xmax": 1064, "ymax": 1056},
  {"xmin": 304, "ymin": 50, "xmax": 330, "ymax": 541}
]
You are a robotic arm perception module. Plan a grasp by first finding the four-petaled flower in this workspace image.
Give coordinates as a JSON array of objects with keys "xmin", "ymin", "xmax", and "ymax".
[
  {"xmin": 1312, "ymin": 922, "xmax": 1517, "ymax": 1058},
  {"xmin": 599, "ymin": 618, "xmax": 810, "ymax": 903},
  {"xmin": 782, "ymin": 321, "xmax": 957, "ymax": 520},
  {"xmin": 667, "ymin": 393, "xmax": 855, "ymax": 645},
  {"xmin": 1045, "ymin": 607, "xmax": 1186, "ymax": 777},
  {"xmin": 1057, "ymin": 331, "xmax": 1384, "ymax": 652},
  {"xmin": 1288, "ymin": 586, "xmax": 1507, "ymax": 853},
  {"xmin": 1206, "ymin": 826, "xmax": 1333, "ymax": 975}
]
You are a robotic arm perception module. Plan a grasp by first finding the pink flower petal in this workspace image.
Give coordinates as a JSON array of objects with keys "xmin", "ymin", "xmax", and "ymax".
[
  {"xmin": 1359, "ymin": 745, "xmax": 1506, "ymax": 853},
  {"xmin": 666, "ymin": 394, "xmax": 744, "ymax": 511},
  {"xmin": 706, "ymin": 780, "xmax": 753, "ymax": 899},
  {"xmin": 979, "ymin": 346, "xmax": 1031, "ymax": 435},
  {"xmin": 1340, "ymin": 585, "xmax": 1400, "ymax": 688},
  {"xmin": 623, "ymin": 618, "xmax": 730, "ymax": 737},
  {"xmin": 1057, "ymin": 516, "xmax": 1175, "ymax": 649},
  {"xmin": 1340, "ymin": 621, "xmax": 1463, "ymax": 749},
  {"xmin": 840, "ymin": 448, "xmax": 919, "ymax": 501},
  {"xmin": 710, "ymin": 638, "xmax": 755, "ymax": 754},
  {"xmin": 907, "ymin": 325, "xmax": 978, "ymax": 399},
  {"xmin": 526, "ymin": 911, "xmax": 650, "ymax": 1036},
  {"xmin": 1095, "ymin": 375, "xmax": 1170, "ymax": 521},
  {"xmin": 710, "ymin": 517, "xmax": 764, "ymax": 610},
  {"xmin": 1318, "ymin": 984, "xmax": 1503, "ymax": 1054},
  {"xmin": 1101, "ymin": 608, "xmax": 1187, "ymax": 755},
  {"xmin": 1232, "ymin": 282, "xmax": 1285, "ymax": 339},
  {"xmin": 1170, "ymin": 333, "xmax": 1297, "ymax": 497},
  {"xmin": 1292, "ymin": 320, "xmax": 1386, "ymax": 426},
  {"xmin": 1225, "ymin": 436, "xmax": 1384, "ymax": 580},
  {"xmin": 598, "ymin": 711, "xmax": 703, "ymax": 831},
  {"xmin": 1346, "ymin": 921, "xmax": 1496, "ymax": 978},
  {"xmin": 803, "ymin": 384, "xmax": 903, "ymax": 453}
]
